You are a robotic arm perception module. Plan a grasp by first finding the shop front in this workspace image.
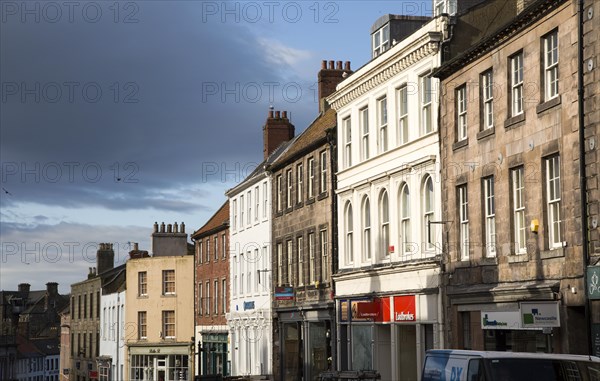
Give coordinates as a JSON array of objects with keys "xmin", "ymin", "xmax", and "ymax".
[
  {"xmin": 129, "ymin": 344, "xmax": 193, "ymax": 381},
  {"xmin": 199, "ymin": 333, "xmax": 229, "ymax": 377},
  {"xmin": 480, "ymin": 302, "xmax": 560, "ymax": 353},
  {"xmin": 277, "ymin": 307, "xmax": 333, "ymax": 381},
  {"xmin": 337, "ymin": 293, "xmax": 438, "ymax": 381}
]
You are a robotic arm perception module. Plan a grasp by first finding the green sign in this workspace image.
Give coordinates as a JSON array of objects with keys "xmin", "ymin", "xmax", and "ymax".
[{"xmin": 588, "ymin": 266, "xmax": 600, "ymax": 300}]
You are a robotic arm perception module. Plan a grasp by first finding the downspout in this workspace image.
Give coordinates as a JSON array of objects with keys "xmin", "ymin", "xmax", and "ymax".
[
  {"xmin": 578, "ymin": 0, "xmax": 592, "ymax": 356},
  {"xmin": 326, "ymin": 127, "xmax": 338, "ymax": 371},
  {"xmin": 116, "ymin": 293, "xmax": 120, "ymax": 381}
]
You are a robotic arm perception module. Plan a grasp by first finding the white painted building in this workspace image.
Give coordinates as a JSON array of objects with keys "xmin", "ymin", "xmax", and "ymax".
[
  {"xmin": 99, "ymin": 286, "xmax": 126, "ymax": 380},
  {"xmin": 225, "ymin": 111, "xmax": 295, "ymax": 377},
  {"xmin": 327, "ymin": 11, "xmax": 451, "ymax": 381}
]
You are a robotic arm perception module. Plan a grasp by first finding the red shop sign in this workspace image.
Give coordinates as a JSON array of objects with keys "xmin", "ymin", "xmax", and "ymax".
[{"xmin": 394, "ymin": 295, "xmax": 416, "ymax": 322}]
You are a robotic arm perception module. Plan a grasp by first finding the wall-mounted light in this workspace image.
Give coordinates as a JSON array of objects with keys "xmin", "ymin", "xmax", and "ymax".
[{"xmin": 531, "ymin": 219, "xmax": 539, "ymax": 233}]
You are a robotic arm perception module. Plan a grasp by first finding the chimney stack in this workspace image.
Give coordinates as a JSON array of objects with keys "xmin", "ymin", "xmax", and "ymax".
[
  {"xmin": 44, "ymin": 282, "xmax": 59, "ymax": 312},
  {"xmin": 318, "ymin": 59, "xmax": 353, "ymax": 112},
  {"xmin": 129, "ymin": 242, "xmax": 150, "ymax": 259},
  {"xmin": 96, "ymin": 243, "xmax": 115, "ymax": 275},
  {"xmin": 263, "ymin": 109, "xmax": 295, "ymax": 160},
  {"xmin": 151, "ymin": 221, "xmax": 188, "ymax": 256},
  {"xmin": 18, "ymin": 283, "xmax": 30, "ymax": 295}
]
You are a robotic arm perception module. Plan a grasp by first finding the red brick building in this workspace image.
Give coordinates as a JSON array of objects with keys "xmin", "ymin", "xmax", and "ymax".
[{"xmin": 192, "ymin": 201, "xmax": 230, "ymax": 377}]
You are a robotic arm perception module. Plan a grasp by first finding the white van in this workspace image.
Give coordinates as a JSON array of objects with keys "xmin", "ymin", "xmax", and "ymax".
[{"xmin": 421, "ymin": 349, "xmax": 600, "ymax": 381}]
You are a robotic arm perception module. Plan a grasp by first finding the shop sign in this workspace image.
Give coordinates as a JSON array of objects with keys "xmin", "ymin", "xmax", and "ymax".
[
  {"xmin": 88, "ymin": 370, "xmax": 98, "ymax": 379},
  {"xmin": 521, "ymin": 302, "xmax": 560, "ymax": 328},
  {"xmin": 588, "ymin": 266, "xmax": 600, "ymax": 300},
  {"xmin": 275, "ymin": 287, "xmax": 294, "ymax": 300},
  {"xmin": 357, "ymin": 301, "xmax": 380, "ymax": 319},
  {"xmin": 393, "ymin": 295, "xmax": 416, "ymax": 322},
  {"xmin": 244, "ymin": 301, "xmax": 255, "ymax": 310},
  {"xmin": 350, "ymin": 299, "xmax": 373, "ymax": 322},
  {"xmin": 340, "ymin": 300, "xmax": 349, "ymax": 321},
  {"xmin": 592, "ymin": 324, "xmax": 600, "ymax": 357},
  {"xmin": 481, "ymin": 310, "xmax": 521, "ymax": 329}
]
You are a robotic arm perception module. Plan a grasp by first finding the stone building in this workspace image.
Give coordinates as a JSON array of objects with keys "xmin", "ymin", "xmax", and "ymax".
[
  {"xmin": 434, "ymin": 0, "xmax": 590, "ymax": 354},
  {"xmin": 269, "ymin": 60, "xmax": 349, "ymax": 381},
  {"xmin": 192, "ymin": 206, "xmax": 231, "ymax": 378},
  {"xmin": 59, "ymin": 305, "xmax": 70, "ymax": 381},
  {"xmin": 225, "ymin": 110, "xmax": 294, "ymax": 378},
  {"xmin": 124, "ymin": 222, "xmax": 195, "ymax": 381},
  {"xmin": 70, "ymin": 244, "xmax": 123, "ymax": 381}
]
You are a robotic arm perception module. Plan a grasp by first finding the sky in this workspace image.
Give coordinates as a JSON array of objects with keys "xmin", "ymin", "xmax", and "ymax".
[{"xmin": 0, "ymin": 0, "xmax": 433, "ymax": 293}]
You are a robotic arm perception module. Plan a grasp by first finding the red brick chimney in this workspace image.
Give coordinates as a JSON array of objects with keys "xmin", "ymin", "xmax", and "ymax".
[
  {"xmin": 318, "ymin": 60, "xmax": 352, "ymax": 112},
  {"xmin": 263, "ymin": 109, "xmax": 294, "ymax": 160}
]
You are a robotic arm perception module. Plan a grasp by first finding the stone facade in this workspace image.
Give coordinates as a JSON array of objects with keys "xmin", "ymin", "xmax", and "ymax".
[{"xmin": 435, "ymin": 0, "xmax": 588, "ymax": 354}]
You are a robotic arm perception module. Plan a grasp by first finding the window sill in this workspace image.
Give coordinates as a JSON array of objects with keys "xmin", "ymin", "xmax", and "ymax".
[
  {"xmin": 162, "ymin": 293, "xmax": 176, "ymax": 297},
  {"xmin": 284, "ymin": 206, "xmax": 293, "ymax": 214},
  {"xmin": 504, "ymin": 113, "xmax": 525, "ymax": 129},
  {"xmin": 536, "ymin": 95, "xmax": 561, "ymax": 114},
  {"xmin": 317, "ymin": 192, "xmax": 328, "ymax": 201},
  {"xmin": 508, "ymin": 254, "xmax": 529, "ymax": 263},
  {"xmin": 453, "ymin": 139, "xmax": 468, "ymax": 151},
  {"xmin": 137, "ymin": 295, "xmax": 148, "ymax": 299},
  {"xmin": 275, "ymin": 211, "xmax": 283, "ymax": 218},
  {"xmin": 480, "ymin": 257, "xmax": 498, "ymax": 266},
  {"xmin": 477, "ymin": 126, "xmax": 495, "ymax": 140},
  {"xmin": 305, "ymin": 197, "xmax": 316, "ymax": 206},
  {"xmin": 294, "ymin": 202, "xmax": 304, "ymax": 210},
  {"xmin": 541, "ymin": 244, "xmax": 566, "ymax": 259}
]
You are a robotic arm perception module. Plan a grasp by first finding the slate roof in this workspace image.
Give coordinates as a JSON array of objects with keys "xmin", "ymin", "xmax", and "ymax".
[{"xmin": 192, "ymin": 201, "xmax": 230, "ymax": 239}]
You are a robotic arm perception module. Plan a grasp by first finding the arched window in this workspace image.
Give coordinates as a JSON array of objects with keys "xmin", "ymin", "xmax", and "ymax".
[
  {"xmin": 399, "ymin": 183, "xmax": 411, "ymax": 255},
  {"xmin": 423, "ymin": 175, "xmax": 435, "ymax": 250},
  {"xmin": 362, "ymin": 197, "xmax": 371, "ymax": 261},
  {"xmin": 345, "ymin": 202, "xmax": 354, "ymax": 264},
  {"xmin": 379, "ymin": 190, "xmax": 390, "ymax": 258}
]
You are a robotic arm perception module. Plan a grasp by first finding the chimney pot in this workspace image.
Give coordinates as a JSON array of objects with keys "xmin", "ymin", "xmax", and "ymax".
[
  {"xmin": 133, "ymin": 242, "xmax": 139, "ymax": 251},
  {"xmin": 154, "ymin": 222, "xmax": 158, "ymax": 233},
  {"xmin": 282, "ymin": 111, "xmax": 287, "ymax": 119},
  {"xmin": 181, "ymin": 222, "xmax": 185, "ymax": 233},
  {"xmin": 160, "ymin": 222, "xmax": 165, "ymax": 233},
  {"xmin": 167, "ymin": 224, "xmax": 172, "ymax": 233},
  {"xmin": 268, "ymin": 110, "xmax": 274, "ymax": 118},
  {"xmin": 321, "ymin": 60, "xmax": 327, "ymax": 69},
  {"xmin": 174, "ymin": 222, "xmax": 179, "ymax": 233},
  {"xmin": 336, "ymin": 61, "xmax": 342, "ymax": 70},
  {"xmin": 345, "ymin": 61, "xmax": 351, "ymax": 71},
  {"xmin": 328, "ymin": 60, "xmax": 334, "ymax": 69},
  {"xmin": 275, "ymin": 111, "xmax": 280, "ymax": 119}
]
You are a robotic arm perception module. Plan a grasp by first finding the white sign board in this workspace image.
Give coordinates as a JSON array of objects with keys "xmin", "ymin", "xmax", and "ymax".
[
  {"xmin": 481, "ymin": 310, "xmax": 521, "ymax": 330},
  {"xmin": 521, "ymin": 302, "xmax": 560, "ymax": 328}
]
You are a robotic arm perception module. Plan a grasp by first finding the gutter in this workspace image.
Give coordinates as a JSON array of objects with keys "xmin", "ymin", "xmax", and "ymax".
[{"xmin": 578, "ymin": 0, "xmax": 592, "ymax": 356}]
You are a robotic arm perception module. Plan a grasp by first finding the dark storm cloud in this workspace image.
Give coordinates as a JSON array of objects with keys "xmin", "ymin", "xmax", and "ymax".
[{"xmin": 0, "ymin": 1, "xmax": 316, "ymax": 211}]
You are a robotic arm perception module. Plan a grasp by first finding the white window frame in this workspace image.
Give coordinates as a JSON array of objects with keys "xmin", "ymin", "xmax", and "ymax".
[
  {"xmin": 458, "ymin": 185, "xmax": 469, "ymax": 261},
  {"xmin": 162, "ymin": 310, "xmax": 175, "ymax": 339},
  {"xmin": 482, "ymin": 70, "xmax": 494, "ymax": 129},
  {"xmin": 397, "ymin": 85, "xmax": 408, "ymax": 145},
  {"xmin": 254, "ymin": 186, "xmax": 259, "ymax": 222},
  {"xmin": 421, "ymin": 75, "xmax": 433, "ymax": 135},
  {"xmin": 276, "ymin": 175, "xmax": 282, "ymax": 211},
  {"xmin": 287, "ymin": 240, "xmax": 293, "ymax": 285},
  {"xmin": 544, "ymin": 30, "xmax": 559, "ymax": 101},
  {"xmin": 297, "ymin": 163, "xmax": 304, "ymax": 204},
  {"xmin": 297, "ymin": 236, "xmax": 304, "ymax": 286},
  {"xmin": 198, "ymin": 283, "xmax": 203, "ymax": 314},
  {"xmin": 372, "ymin": 24, "xmax": 389, "ymax": 57},
  {"xmin": 138, "ymin": 271, "xmax": 147, "ymax": 296},
  {"xmin": 457, "ymin": 85, "xmax": 467, "ymax": 141},
  {"xmin": 511, "ymin": 52, "xmax": 524, "ymax": 116},
  {"xmin": 360, "ymin": 107, "xmax": 369, "ymax": 161},
  {"xmin": 362, "ymin": 197, "xmax": 371, "ymax": 261},
  {"xmin": 321, "ymin": 228, "xmax": 329, "ymax": 281},
  {"xmin": 484, "ymin": 177, "xmax": 496, "ymax": 258},
  {"xmin": 378, "ymin": 96, "xmax": 388, "ymax": 153},
  {"xmin": 222, "ymin": 279, "xmax": 227, "ymax": 313},
  {"xmin": 423, "ymin": 176, "xmax": 435, "ymax": 251},
  {"xmin": 286, "ymin": 169, "xmax": 293, "ymax": 208},
  {"xmin": 214, "ymin": 279, "xmax": 219, "ymax": 315},
  {"xmin": 198, "ymin": 240, "xmax": 203, "ymax": 264},
  {"xmin": 277, "ymin": 243, "xmax": 283, "ymax": 286},
  {"xmin": 379, "ymin": 191, "xmax": 390, "ymax": 259},
  {"xmin": 162, "ymin": 270, "xmax": 175, "ymax": 295},
  {"xmin": 400, "ymin": 184, "xmax": 411, "ymax": 256},
  {"xmin": 343, "ymin": 117, "xmax": 352, "ymax": 168},
  {"xmin": 240, "ymin": 195, "xmax": 245, "ymax": 228},
  {"xmin": 232, "ymin": 200, "xmax": 238, "ymax": 232},
  {"xmin": 320, "ymin": 151, "xmax": 327, "ymax": 194},
  {"xmin": 546, "ymin": 155, "xmax": 562, "ymax": 248},
  {"xmin": 263, "ymin": 182, "xmax": 268, "ymax": 219},
  {"xmin": 205, "ymin": 281, "xmax": 210, "ymax": 315},
  {"xmin": 214, "ymin": 235, "xmax": 218, "ymax": 261},
  {"xmin": 247, "ymin": 190, "xmax": 252, "ymax": 225},
  {"xmin": 512, "ymin": 167, "xmax": 527, "ymax": 254},
  {"xmin": 309, "ymin": 233, "xmax": 316, "ymax": 284},
  {"xmin": 308, "ymin": 158, "xmax": 315, "ymax": 198},
  {"xmin": 138, "ymin": 311, "xmax": 147, "ymax": 339},
  {"xmin": 222, "ymin": 234, "xmax": 226, "ymax": 258},
  {"xmin": 345, "ymin": 202, "xmax": 353, "ymax": 264}
]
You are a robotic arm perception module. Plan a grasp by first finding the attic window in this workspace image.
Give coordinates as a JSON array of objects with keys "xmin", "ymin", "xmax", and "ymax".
[
  {"xmin": 372, "ymin": 24, "xmax": 390, "ymax": 58},
  {"xmin": 434, "ymin": 0, "xmax": 457, "ymax": 16}
]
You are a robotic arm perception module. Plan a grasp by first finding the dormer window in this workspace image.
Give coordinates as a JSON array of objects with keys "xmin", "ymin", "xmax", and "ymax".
[
  {"xmin": 434, "ymin": 0, "xmax": 457, "ymax": 16},
  {"xmin": 372, "ymin": 24, "xmax": 390, "ymax": 58}
]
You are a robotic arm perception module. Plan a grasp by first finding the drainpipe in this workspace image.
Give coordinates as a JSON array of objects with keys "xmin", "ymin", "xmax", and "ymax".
[
  {"xmin": 326, "ymin": 127, "xmax": 338, "ymax": 371},
  {"xmin": 116, "ymin": 293, "xmax": 120, "ymax": 381},
  {"xmin": 578, "ymin": 0, "xmax": 592, "ymax": 356}
]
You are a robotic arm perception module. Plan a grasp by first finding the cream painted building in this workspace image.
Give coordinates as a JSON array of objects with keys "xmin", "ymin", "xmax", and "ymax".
[{"xmin": 125, "ymin": 222, "xmax": 195, "ymax": 381}]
